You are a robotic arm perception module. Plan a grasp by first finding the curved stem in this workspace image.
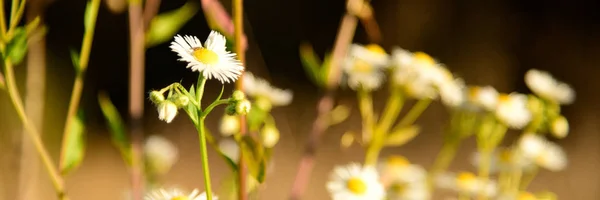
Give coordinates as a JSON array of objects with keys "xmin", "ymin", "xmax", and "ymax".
[
  {"xmin": 375, "ymin": 88, "xmax": 404, "ymax": 135},
  {"xmin": 357, "ymin": 89, "xmax": 374, "ymax": 147},
  {"xmin": 197, "ymin": 118, "xmax": 214, "ymax": 200},
  {"xmin": 4, "ymin": 60, "xmax": 68, "ymax": 199},
  {"xmin": 477, "ymin": 149, "xmax": 492, "ymax": 200},
  {"xmin": 200, "ymin": 99, "xmax": 229, "ymax": 118},
  {"xmin": 396, "ymin": 98, "xmax": 432, "ymax": 128}
]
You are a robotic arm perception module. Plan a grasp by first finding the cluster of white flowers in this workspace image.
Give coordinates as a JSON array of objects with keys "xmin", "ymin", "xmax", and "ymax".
[
  {"xmin": 518, "ymin": 134, "xmax": 567, "ymax": 171},
  {"xmin": 327, "ymin": 163, "xmax": 386, "ymax": 200},
  {"xmin": 436, "ymin": 171, "xmax": 498, "ymax": 198},
  {"xmin": 378, "ymin": 156, "xmax": 430, "ymax": 200}
]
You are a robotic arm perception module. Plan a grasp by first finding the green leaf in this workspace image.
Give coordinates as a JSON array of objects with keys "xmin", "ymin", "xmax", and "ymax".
[
  {"xmin": 319, "ymin": 53, "xmax": 333, "ymax": 88},
  {"xmin": 184, "ymin": 85, "xmax": 199, "ymax": 125},
  {"xmin": 5, "ymin": 27, "xmax": 28, "ymax": 64},
  {"xmin": 385, "ymin": 125, "xmax": 421, "ymax": 146},
  {"xmin": 84, "ymin": 0, "xmax": 101, "ymax": 31},
  {"xmin": 98, "ymin": 92, "xmax": 132, "ymax": 165},
  {"xmin": 25, "ymin": 16, "xmax": 41, "ymax": 35},
  {"xmin": 299, "ymin": 43, "xmax": 322, "ymax": 86},
  {"xmin": 60, "ymin": 110, "xmax": 86, "ymax": 175},
  {"xmin": 240, "ymin": 136, "xmax": 267, "ymax": 183},
  {"xmin": 145, "ymin": 1, "xmax": 199, "ymax": 47},
  {"xmin": 70, "ymin": 48, "xmax": 81, "ymax": 72},
  {"xmin": 247, "ymin": 105, "xmax": 267, "ymax": 132},
  {"xmin": 328, "ymin": 105, "xmax": 350, "ymax": 125}
]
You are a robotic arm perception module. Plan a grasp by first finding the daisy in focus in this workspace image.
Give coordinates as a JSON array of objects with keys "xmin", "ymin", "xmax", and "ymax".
[
  {"xmin": 435, "ymin": 171, "xmax": 498, "ymax": 198},
  {"xmin": 525, "ymin": 69, "xmax": 575, "ymax": 105},
  {"xmin": 342, "ymin": 44, "xmax": 390, "ymax": 91},
  {"xmin": 378, "ymin": 156, "xmax": 430, "ymax": 200},
  {"xmin": 327, "ymin": 163, "xmax": 386, "ymax": 200},
  {"xmin": 170, "ymin": 31, "xmax": 244, "ymax": 83},
  {"xmin": 495, "ymin": 93, "xmax": 532, "ymax": 129},
  {"xmin": 242, "ymin": 72, "xmax": 293, "ymax": 110},
  {"xmin": 518, "ymin": 134, "xmax": 567, "ymax": 171},
  {"xmin": 144, "ymin": 188, "xmax": 215, "ymax": 200}
]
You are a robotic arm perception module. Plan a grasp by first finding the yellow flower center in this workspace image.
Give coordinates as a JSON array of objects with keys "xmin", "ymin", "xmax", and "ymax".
[
  {"xmin": 498, "ymin": 94, "xmax": 511, "ymax": 103},
  {"xmin": 352, "ymin": 59, "xmax": 374, "ymax": 73},
  {"xmin": 456, "ymin": 172, "xmax": 477, "ymax": 190},
  {"xmin": 171, "ymin": 196, "xmax": 189, "ymax": 200},
  {"xmin": 518, "ymin": 192, "xmax": 537, "ymax": 200},
  {"xmin": 412, "ymin": 52, "xmax": 435, "ymax": 66},
  {"xmin": 386, "ymin": 155, "xmax": 410, "ymax": 167},
  {"xmin": 469, "ymin": 87, "xmax": 481, "ymax": 100},
  {"xmin": 346, "ymin": 177, "xmax": 368, "ymax": 194},
  {"xmin": 192, "ymin": 48, "xmax": 219, "ymax": 65},
  {"xmin": 365, "ymin": 44, "xmax": 386, "ymax": 55}
]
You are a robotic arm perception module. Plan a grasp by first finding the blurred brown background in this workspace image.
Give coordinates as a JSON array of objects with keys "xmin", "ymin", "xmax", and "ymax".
[{"xmin": 1, "ymin": 0, "xmax": 599, "ymax": 199}]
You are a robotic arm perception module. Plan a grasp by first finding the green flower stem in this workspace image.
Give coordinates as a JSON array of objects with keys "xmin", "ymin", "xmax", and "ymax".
[
  {"xmin": 197, "ymin": 118, "xmax": 214, "ymax": 200},
  {"xmin": 0, "ymin": 72, "xmax": 5, "ymax": 89},
  {"xmin": 396, "ymin": 98, "xmax": 432, "ymax": 128},
  {"xmin": 196, "ymin": 75, "xmax": 207, "ymax": 108},
  {"xmin": 428, "ymin": 139, "xmax": 460, "ymax": 188},
  {"xmin": 201, "ymin": 99, "xmax": 229, "ymax": 118},
  {"xmin": 8, "ymin": 0, "xmax": 25, "ymax": 35},
  {"xmin": 519, "ymin": 166, "xmax": 538, "ymax": 191},
  {"xmin": 3, "ymin": 59, "xmax": 68, "ymax": 199},
  {"xmin": 0, "ymin": 0, "xmax": 7, "ymax": 39},
  {"xmin": 477, "ymin": 149, "xmax": 492, "ymax": 200},
  {"xmin": 375, "ymin": 87, "xmax": 404, "ymax": 136},
  {"xmin": 357, "ymin": 89, "xmax": 374, "ymax": 144},
  {"xmin": 59, "ymin": 0, "xmax": 100, "ymax": 170}
]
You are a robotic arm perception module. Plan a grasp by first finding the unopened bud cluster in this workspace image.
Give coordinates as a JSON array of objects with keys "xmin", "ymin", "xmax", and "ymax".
[
  {"xmin": 226, "ymin": 90, "xmax": 251, "ymax": 116},
  {"xmin": 150, "ymin": 89, "xmax": 192, "ymax": 123}
]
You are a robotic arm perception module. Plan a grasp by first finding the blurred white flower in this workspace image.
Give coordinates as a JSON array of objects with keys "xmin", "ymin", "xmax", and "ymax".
[
  {"xmin": 470, "ymin": 148, "xmax": 534, "ymax": 174},
  {"xmin": 518, "ymin": 134, "xmax": 567, "ymax": 171},
  {"xmin": 170, "ymin": 31, "xmax": 243, "ymax": 83},
  {"xmin": 343, "ymin": 44, "xmax": 390, "ymax": 91},
  {"xmin": 550, "ymin": 116, "xmax": 569, "ymax": 139},
  {"xmin": 439, "ymin": 78, "xmax": 466, "ymax": 108},
  {"xmin": 435, "ymin": 172, "xmax": 497, "ymax": 198},
  {"xmin": 390, "ymin": 49, "xmax": 453, "ymax": 99},
  {"xmin": 157, "ymin": 101, "xmax": 178, "ymax": 123},
  {"xmin": 219, "ymin": 114, "xmax": 240, "ymax": 136},
  {"xmin": 468, "ymin": 86, "xmax": 499, "ymax": 111},
  {"xmin": 496, "ymin": 191, "xmax": 538, "ymax": 200},
  {"xmin": 260, "ymin": 124, "xmax": 280, "ymax": 148},
  {"xmin": 495, "ymin": 93, "xmax": 532, "ymax": 129},
  {"xmin": 379, "ymin": 156, "xmax": 430, "ymax": 200},
  {"xmin": 243, "ymin": 72, "xmax": 293, "ymax": 107},
  {"xmin": 327, "ymin": 163, "xmax": 386, "ymax": 200},
  {"xmin": 144, "ymin": 188, "xmax": 215, "ymax": 200},
  {"xmin": 525, "ymin": 69, "xmax": 574, "ymax": 104},
  {"xmin": 144, "ymin": 135, "xmax": 178, "ymax": 175}
]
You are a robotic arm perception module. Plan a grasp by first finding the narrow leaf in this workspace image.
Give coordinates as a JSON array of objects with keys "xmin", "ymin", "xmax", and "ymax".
[
  {"xmin": 6, "ymin": 27, "xmax": 28, "ymax": 64},
  {"xmin": 25, "ymin": 16, "xmax": 41, "ymax": 35},
  {"xmin": 60, "ymin": 111, "xmax": 86, "ymax": 175},
  {"xmin": 145, "ymin": 1, "xmax": 199, "ymax": 47},
  {"xmin": 299, "ymin": 43, "xmax": 322, "ymax": 85},
  {"xmin": 98, "ymin": 92, "xmax": 132, "ymax": 164},
  {"xmin": 385, "ymin": 125, "xmax": 421, "ymax": 146},
  {"xmin": 70, "ymin": 48, "xmax": 81, "ymax": 71},
  {"xmin": 328, "ymin": 105, "xmax": 350, "ymax": 125}
]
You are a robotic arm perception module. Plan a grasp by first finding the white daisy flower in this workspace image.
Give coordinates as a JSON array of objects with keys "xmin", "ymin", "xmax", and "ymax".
[
  {"xmin": 468, "ymin": 86, "xmax": 499, "ymax": 111},
  {"xmin": 157, "ymin": 101, "xmax": 178, "ymax": 123},
  {"xmin": 390, "ymin": 49, "xmax": 453, "ymax": 100},
  {"xmin": 144, "ymin": 135, "xmax": 179, "ymax": 175},
  {"xmin": 144, "ymin": 188, "xmax": 215, "ymax": 200},
  {"xmin": 495, "ymin": 93, "xmax": 532, "ymax": 129},
  {"xmin": 470, "ymin": 148, "xmax": 535, "ymax": 174},
  {"xmin": 524, "ymin": 69, "xmax": 574, "ymax": 105},
  {"xmin": 327, "ymin": 163, "xmax": 386, "ymax": 200},
  {"xmin": 343, "ymin": 44, "xmax": 390, "ymax": 91},
  {"xmin": 379, "ymin": 156, "xmax": 431, "ymax": 200},
  {"xmin": 170, "ymin": 31, "xmax": 244, "ymax": 83},
  {"xmin": 517, "ymin": 134, "xmax": 567, "ymax": 171},
  {"xmin": 435, "ymin": 172, "xmax": 497, "ymax": 198},
  {"xmin": 550, "ymin": 115, "xmax": 569, "ymax": 139},
  {"xmin": 496, "ymin": 191, "xmax": 538, "ymax": 200},
  {"xmin": 243, "ymin": 72, "xmax": 293, "ymax": 108},
  {"xmin": 439, "ymin": 78, "xmax": 466, "ymax": 108}
]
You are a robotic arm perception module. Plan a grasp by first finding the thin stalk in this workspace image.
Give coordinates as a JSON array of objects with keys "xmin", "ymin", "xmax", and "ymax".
[
  {"xmin": 357, "ymin": 89, "xmax": 374, "ymax": 149},
  {"xmin": 128, "ymin": 0, "xmax": 145, "ymax": 198},
  {"xmin": 519, "ymin": 166, "xmax": 538, "ymax": 190},
  {"xmin": 0, "ymin": 0, "xmax": 7, "ymax": 39},
  {"xmin": 197, "ymin": 118, "xmax": 214, "ymax": 200},
  {"xmin": 0, "ymin": 73, "xmax": 5, "ymax": 89},
  {"xmin": 396, "ymin": 98, "xmax": 432, "ymax": 128},
  {"xmin": 8, "ymin": 0, "xmax": 26, "ymax": 34},
  {"xmin": 232, "ymin": 0, "xmax": 247, "ymax": 199},
  {"xmin": 59, "ymin": 0, "xmax": 100, "ymax": 168},
  {"xmin": 429, "ymin": 140, "xmax": 460, "ymax": 181},
  {"xmin": 477, "ymin": 149, "xmax": 492, "ymax": 200},
  {"xmin": 4, "ymin": 60, "xmax": 68, "ymax": 199},
  {"xmin": 374, "ymin": 88, "xmax": 404, "ymax": 135}
]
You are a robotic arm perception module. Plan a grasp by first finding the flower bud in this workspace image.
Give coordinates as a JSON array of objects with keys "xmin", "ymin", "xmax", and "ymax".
[
  {"xmin": 157, "ymin": 101, "xmax": 178, "ymax": 123},
  {"xmin": 236, "ymin": 100, "xmax": 252, "ymax": 115},
  {"xmin": 231, "ymin": 90, "xmax": 246, "ymax": 102},
  {"xmin": 220, "ymin": 114, "xmax": 240, "ymax": 136},
  {"xmin": 550, "ymin": 116, "xmax": 569, "ymax": 139},
  {"xmin": 173, "ymin": 95, "xmax": 189, "ymax": 107},
  {"xmin": 225, "ymin": 104, "xmax": 237, "ymax": 116},
  {"xmin": 260, "ymin": 124, "xmax": 280, "ymax": 148},
  {"xmin": 255, "ymin": 97, "xmax": 272, "ymax": 111},
  {"xmin": 149, "ymin": 91, "xmax": 165, "ymax": 105}
]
